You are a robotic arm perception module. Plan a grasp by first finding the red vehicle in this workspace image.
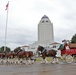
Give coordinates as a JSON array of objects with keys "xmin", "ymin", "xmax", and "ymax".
[{"xmin": 59, "ymin": 40, "xmax": 76, "ymax": 63}]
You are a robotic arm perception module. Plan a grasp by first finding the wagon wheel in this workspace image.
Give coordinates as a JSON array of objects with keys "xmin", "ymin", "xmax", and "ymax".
[
  {"xmin": 61, "ymin": 55, "xmax": 66, "ymax": 62},
  {"xmin": 65, "ymin": 55, "xmax": 73, "ymax": 63}
]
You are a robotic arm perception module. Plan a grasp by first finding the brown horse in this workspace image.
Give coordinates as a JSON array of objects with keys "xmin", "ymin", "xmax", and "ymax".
[
  {"xmin": 6, "ymin": 51, "xmax": 16, "ymax": 59},
  {"xmin": 37, "ymin": 46, "xmax": 57, "ymax": 63},
  {"xmin": 0, "ymin": 53, "xmax": 5, "ymax": 59},
  {"xmin": 14, "ymin": 47, "xmax": 35, "ymax": 64}
]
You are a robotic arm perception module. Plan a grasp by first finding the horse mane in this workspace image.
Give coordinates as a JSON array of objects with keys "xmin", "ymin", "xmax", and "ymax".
[{"xmin": 38, "ymin": 46, "xmax": 44, "ymax": 51}]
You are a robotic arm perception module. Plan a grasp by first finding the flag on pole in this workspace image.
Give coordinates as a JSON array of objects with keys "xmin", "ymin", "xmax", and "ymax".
[
  {"xmin": 4, "ymin": 1, "xmax": 9, "ymax": 52},
  {"xmin": 5, "ymin": 2, "xmax": 9, "ymax": 10}
]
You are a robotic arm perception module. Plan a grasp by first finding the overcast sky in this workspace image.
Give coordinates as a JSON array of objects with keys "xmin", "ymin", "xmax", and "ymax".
[{"xmin": 0, "ymin": 0, "xmax": 76, "ymax": 50}]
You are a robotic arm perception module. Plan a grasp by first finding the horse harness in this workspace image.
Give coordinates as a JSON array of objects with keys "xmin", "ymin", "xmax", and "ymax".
[{"xmin": 41, "ymin": 48, "xmax": 48, "ymax": 55}]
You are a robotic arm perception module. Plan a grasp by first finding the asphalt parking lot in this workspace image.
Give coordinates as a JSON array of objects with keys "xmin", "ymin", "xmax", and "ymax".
[{"xmin": 0, "ymin": 62, "xmax": 76, "ymax": 75}]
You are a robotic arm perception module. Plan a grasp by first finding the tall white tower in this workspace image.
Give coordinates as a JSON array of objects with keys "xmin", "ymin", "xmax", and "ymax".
[{"xmin": 38, "ymin": 15, "xmax": 54, "ymax": 45}]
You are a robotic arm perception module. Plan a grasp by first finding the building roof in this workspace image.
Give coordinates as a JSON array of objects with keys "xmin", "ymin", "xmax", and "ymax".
[
  {"xmin": 21, "ymin": 45, "xmax": 29, "ymax": 47},
  {"xmin": 41, "ymin": 15, "xmax": 49, "ymax": 19},
  {"xmin": 50, "ymin": 42, "xmax": 60, "ymax": 45}
]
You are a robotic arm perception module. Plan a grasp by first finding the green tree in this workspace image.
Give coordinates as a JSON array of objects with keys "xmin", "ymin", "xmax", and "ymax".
[
  {"xmin": 0, "ymin": 46, "xmax": 11, "ymax": 53},
  {"xmin": 71, "ymin": 34, "xmax": 76, "ymax": 43}
]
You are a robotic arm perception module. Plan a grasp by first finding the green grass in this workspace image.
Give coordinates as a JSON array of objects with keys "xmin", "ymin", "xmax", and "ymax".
[{"xmin": 36, "ymin": 57, "xmax": 53, "ymax": 62}]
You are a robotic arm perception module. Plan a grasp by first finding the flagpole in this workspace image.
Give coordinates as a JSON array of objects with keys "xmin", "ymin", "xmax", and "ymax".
[{"xmin": 4, "ymin": 1, "xmax": 9, "ymax": 52}]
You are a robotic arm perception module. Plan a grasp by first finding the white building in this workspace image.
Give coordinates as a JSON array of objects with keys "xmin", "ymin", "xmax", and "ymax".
[
  {"xmin": 38, "ymin": 15, "xmax": 54, "ymax": 45},
  {"xmin": 49, "ymin": 42, "xmax": 60, "ymax": 50}
]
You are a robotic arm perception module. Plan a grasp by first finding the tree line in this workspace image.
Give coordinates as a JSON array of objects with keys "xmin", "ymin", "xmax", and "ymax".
[{"xmin": 0, "ymin": 46, "xmax": 10, "ymax": 53}]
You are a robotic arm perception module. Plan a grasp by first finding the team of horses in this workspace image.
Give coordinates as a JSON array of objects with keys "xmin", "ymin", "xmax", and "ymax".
[
  {"xmin": 0, "ymin": 44, "xmax": 64, "ymax": 65},
  {"xmin": 0, "ymin": 47, "xmax": 36, "ymax": 65}
]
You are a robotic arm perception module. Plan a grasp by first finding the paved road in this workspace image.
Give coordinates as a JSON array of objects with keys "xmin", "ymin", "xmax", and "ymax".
[{"xmin": 0, "ymin": 62, "xmax": 76, "ymax": 75}]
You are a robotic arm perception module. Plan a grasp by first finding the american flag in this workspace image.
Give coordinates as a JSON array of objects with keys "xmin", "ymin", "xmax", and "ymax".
[{"xmin": 5, "ymin": 2, "xmax": 9, "ymax": 10}]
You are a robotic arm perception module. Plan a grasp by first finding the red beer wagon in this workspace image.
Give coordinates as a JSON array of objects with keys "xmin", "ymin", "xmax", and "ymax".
[{"xmin": 59, "ymin": 40, "xmax": 76, "ymax": 63}]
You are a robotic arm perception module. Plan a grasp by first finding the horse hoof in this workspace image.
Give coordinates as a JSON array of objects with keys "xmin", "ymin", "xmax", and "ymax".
[
  {"xmin": 51, "ymin": 62, "xmax": 55, "ymax": 64},
  {"xmin": 50, "ymin": 62, "xmax": 53, "ymax": 64},
  {"xmin": 56, "ymin": 62, "xmax": 59, "ymax": 64}
]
